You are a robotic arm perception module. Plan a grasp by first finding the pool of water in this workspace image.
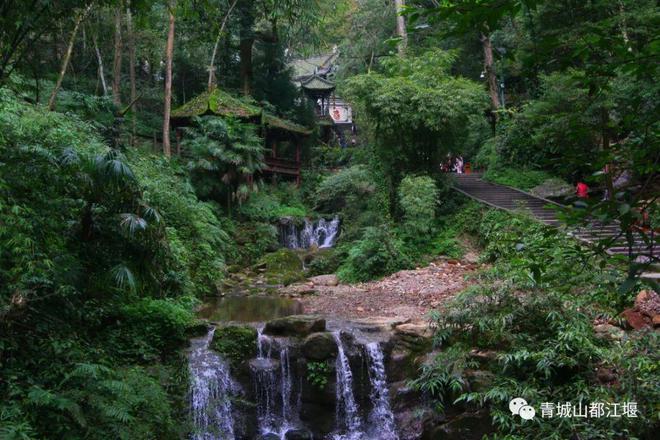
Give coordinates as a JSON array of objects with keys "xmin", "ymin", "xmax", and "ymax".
[{"xmin": 196, "ymin": 295, "xmax": 304, "ymax": 322}]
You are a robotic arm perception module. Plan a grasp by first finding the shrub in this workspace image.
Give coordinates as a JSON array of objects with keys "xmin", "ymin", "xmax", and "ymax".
[
  {"xmin": 337, "ymin": 226, "xmax": 413, "ymax": 282},
  {"xmin": 398, "ymin": 175, "xmax": 439, "ymax": 237},
  {"xmin": 411, "ymin": 206, "xmax": 657, "ymax": 439}
]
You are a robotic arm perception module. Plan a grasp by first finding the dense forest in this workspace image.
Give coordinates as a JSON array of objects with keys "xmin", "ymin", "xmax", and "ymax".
[{"xmin": 0, "ymin": 1, "xmax": 658, "ymax": 439}]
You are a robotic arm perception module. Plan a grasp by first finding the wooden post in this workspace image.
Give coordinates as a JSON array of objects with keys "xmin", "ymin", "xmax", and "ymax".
[{"xmin": 271, "ymin": 140, "xmax": 277, "ymax": 158}]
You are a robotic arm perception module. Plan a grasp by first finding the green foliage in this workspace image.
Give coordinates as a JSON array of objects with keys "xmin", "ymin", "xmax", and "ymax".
[
  {"xmin": 184, "ymin": 116, "xmax": 265, "ymax": 209},
  {"xmin": 238, "ymin": 185, "xmax": 308, "ymax": 222},
  {"xmin": 128, "ymin": 151, "xmax": 229, "ymax": 296},
  {"xmin": 257, "ymin": 248, "xmax": 305, "ymax": 286},
  {"xmin": 211, "ymin": 326, "xmax": 258, "ymax": 367},
  {"xmin": 413, "ymin": 205, "xmax": 658, "ymax": 439},
  {"xmin": 337, "ymin": 226, "xmax": 413, "ymax": 282},
  {"xmin": 0, "ymin": 90, "xmax": 209, "ymax": 438},
  {"xmin": 398, "ymin": 175, "xmax": 439, "ymax": 237},
  {"xmin": 306, "ymin": 361, "xmax": 331, "ymax": 390},
  {"xmin": 345, "ymin": 50, "xmax": 489, "ymax": 181},
  {"xmin": 226, "ymin": 219, "xmax": 279, "ymax": 267}
]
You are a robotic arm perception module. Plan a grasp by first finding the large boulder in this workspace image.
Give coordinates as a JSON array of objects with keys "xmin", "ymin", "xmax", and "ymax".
[
  {"xmin": 308, "ymin": 274, "xmax": 339, "ymax": 286},
  {"xmin": 593, "ymin": 323, "xmax": 624, "ymax": 341},
  {"xmin": 302, "ymin": 332, "xmax": 338, "ymax": 360},
  {"xmin": 264, "ymin": 315, "xmax": 326, "ymax": 337},
  {"xmin": 257, "ymin": 249, "xmax": 305, "ymax": 286},
  {"xmin": 211, "ymin": 325, "xmax": 257, "ymax": 366}
]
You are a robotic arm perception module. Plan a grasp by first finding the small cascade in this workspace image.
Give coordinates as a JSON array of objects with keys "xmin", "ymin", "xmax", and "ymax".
[
  {"xmin": 332, "ymin": 331, "xmax": 364, "ymax": 440},
  {"xmin": 365, "ymin": 342, "xmax": 399, "ymax": 440},
  {"xmin": 252, "ymin": 327, "xmax": 300, "ymax": 439},
  {"xmin": 189, "ymin": 328, "xmax": 237, "ymax": 440},
  {"xmin": 279, "ymin": 216, "xmax": 340, "ymax": 249}
]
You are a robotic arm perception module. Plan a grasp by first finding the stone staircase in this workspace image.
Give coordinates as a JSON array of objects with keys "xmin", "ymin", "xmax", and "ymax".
[{"xmin": 453, "ymin": 173, "xmax": 658, "ymax": 280}]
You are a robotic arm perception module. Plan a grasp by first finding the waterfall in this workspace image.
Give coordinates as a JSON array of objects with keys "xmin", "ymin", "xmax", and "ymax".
[
  {"xmin": 365, "ymin": 343, "xmax": 399, "ymax": 440},
  {"xmin": 252, "ymin": 327, "xmax": 299, "ymax": 439},
  {"xmin": 189, "ymin": 328, "xmax": 237, "ymax": 440},
  {"xmin": 279, "ymin": 216, "xmax": 340, "ymax": 249},
  {"xmin": 332, "ymin": 332, "xmax": 364, "ymax": 440}
]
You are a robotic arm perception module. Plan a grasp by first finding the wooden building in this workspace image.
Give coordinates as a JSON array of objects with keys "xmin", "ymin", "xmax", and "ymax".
[{"xmin": 170, "ymin": 87, "xmax": 312, "ymax": 185}]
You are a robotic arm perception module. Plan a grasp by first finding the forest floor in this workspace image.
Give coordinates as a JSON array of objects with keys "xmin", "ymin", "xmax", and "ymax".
[{"xmin": 292, "ymin": 239, "xmax": 482, "ymax": 322}]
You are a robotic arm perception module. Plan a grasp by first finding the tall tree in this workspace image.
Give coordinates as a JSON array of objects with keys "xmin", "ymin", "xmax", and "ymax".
[
  {"xmin": 112, "ymin": 5, "xmax": 123, "ymax": 107},
  {"xmin": 395, "ymin": 0, "xmax": 407, "ymax": 56},
  {"xmin": 126, "ymin": 0, "xmax": 137, "ymax": 142},
  {"xmin": 48, "ymin": 4, "xmax": 93, "ymax": 110},
  {"xmin": 92, "ymin": 31, "xmax": 108, "ymax": 96},
  {"xmin": 480, "ymin": 32, "xmax": 500, "ymax": 111},
  {"xmin": 208, "ymin": 0, "xmax": 239, "ymax": 91},
  {"xmin": 162, "ymin": 1, "xmax": 176, "ymax": 157}
]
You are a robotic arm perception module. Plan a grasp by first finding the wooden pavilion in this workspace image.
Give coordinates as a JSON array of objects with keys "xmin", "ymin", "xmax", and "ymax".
[{"xmin": 170, "ymin": 87, "xmax": 312, "ymax": 185}]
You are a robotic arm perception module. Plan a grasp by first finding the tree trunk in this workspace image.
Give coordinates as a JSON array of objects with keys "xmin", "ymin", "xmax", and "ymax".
[
  {"xmin": 126, "ymin": 0, "xmax": 137, "ymax": 143},
  {"xmin": 92, "ymin": 33, "xmax": 108, "ymax": 96},
  {"xmin": 162, "ymin": 3, "xmax": 175, "ymax": 157},
  {"xmin": 394, "ymin": 0, "xmax": 407, "ymax": 56},
  {"xmin": 48, "ymin": 5, "xmax": 92, "ymax": 111},
  {"xmin": 208, "ymin": 0, "xmax": 239, "ymax": 91},
  {"xmin": 112, "ymin": 6, "xmax": 123, "ymax": 107},
  {"xmin": 239, "ymin": 37, "xmax": 254, "ymax": 96},
  {"xmin": 481, "ymin": 33, "xmax": 501, "ymax": 111}
]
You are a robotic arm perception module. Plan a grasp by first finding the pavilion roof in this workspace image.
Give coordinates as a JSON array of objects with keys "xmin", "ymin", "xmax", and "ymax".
[
  {"xmin": 170, "ymin": 87, "xmax": 261, "ymax": 119},
  {"xmin": 300, "ymin": 74, "xmax": 336, "ymax": 92},
  {"xmin": 263, "ymin": 114, "xmax": 313, "ymax": 135},
  {"xmin": 171, "ymin": 88, "xmax": 311, "ymax": 136}
]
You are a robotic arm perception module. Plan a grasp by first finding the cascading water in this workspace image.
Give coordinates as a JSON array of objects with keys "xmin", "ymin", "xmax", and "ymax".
[
  {"xmin": 252, "ymin": 327, "xmax": 300, "ymax": 439},
  {"xmin": 279, "ymin": 216, "xmax": 340, "ymax": 249},
  {"xmin": 365, "ymin": 342, "xmax": 399, "ymax": 440},
  {"xmin": 332, "ymin": 331, "xmax": 364, "ymax": 440},
  {"xmin": 189, "ymin": 328, "xmax": 238, "ymax": 440}
]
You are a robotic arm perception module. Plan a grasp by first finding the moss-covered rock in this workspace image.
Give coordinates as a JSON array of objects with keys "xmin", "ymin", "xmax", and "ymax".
[
  {"xmin": 256, "ymin": 248, "xmax": 305, "ymax": 286},
  {"xmin": 263, "ymin": 315, "xmax": 326, "ymax": 337},
  {"xmin": 302, "ymin": 332, "xmax": 338, "ymax": 360},
  {"xmin": 211, "ymin": 325, "xmax": 257, "ymax": 366}
]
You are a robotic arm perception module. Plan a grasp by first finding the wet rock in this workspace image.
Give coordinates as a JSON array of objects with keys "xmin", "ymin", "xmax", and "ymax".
[
  {"xmin": 422, "ymin": 410, "xmax": 494, "ymax": 440},
  {"xmin": 468, "ymin": 349, "xmax": 498, "ymax": 366},
  {"xmin": 621, "ymin": 308, "xmax": 650, "ymax": 330},
  {"xmin": 593, "ymin": 323, "xmax": 624, "ymax": 341},
  {"xmin": 299, "ymin": 402, "xmax": 336, "ymax": 437},
  {"xmin": 186, "ymin": 319, "xmax": 210, "ymax": 337},
  {"xmin": 285, "ymin": 429, "xmax": 313, "ymax": 440},
  {"xmin": 211, "ymin": 325, "xmax": 258, "ymax": 366},
  {"xmin": 596, "ymin": 366, "xmax": 617, "ymax": 384},
  {"xmin": 308, "ymin": 274, "xmax": 339, "ymax": 286},
  {"xmin": 395, "ymin": 322, "xmax": 434, "ymax": 339},
  {"xmin": 257, "ymin": 434, "xmax": 280, "ymax": 440},
  {"xmin": 390, "ymin": 380, "xmax": 421, "ymax": 410},
  {"xmin": 263, "ymin": 315, "xmax": 326, "ymax": 337},
  {"xmin": 635, "ymin": 289, "xmax": 660, "ymax": 318},
  {"xmin": 302, "ymin": 332, "xmax": 337, "ymax": 360},
  {"xmin": 464, "ymin": 369, "xmax": 495, "ymax": 392}
]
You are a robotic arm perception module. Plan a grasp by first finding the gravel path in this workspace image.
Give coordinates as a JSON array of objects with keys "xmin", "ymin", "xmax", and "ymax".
[{"xmin": 295, "ymin": 258, "xmax": 479, "ymax": 321}]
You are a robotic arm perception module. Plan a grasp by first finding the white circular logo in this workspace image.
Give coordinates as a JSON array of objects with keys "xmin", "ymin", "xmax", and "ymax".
[
  {"xmin": 519, "ymin": 405, "xmax": 536, "ymax": 420},
  {"xmin": 509, "ymin": 397, "xmax": 528, "ymax": 415}
]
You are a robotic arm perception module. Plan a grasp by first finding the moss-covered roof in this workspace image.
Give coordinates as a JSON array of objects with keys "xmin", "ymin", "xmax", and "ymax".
[
  {"xmin": 301, "ymin": 74, "xmax": 336, "ymax": 92},
  {"xmin": 263, "ymin": 114, "xmax": 312, "ymax": 135},
  {"xmin": 171, "ymin": 88, "xmax": 311, "ymax": 135},
  {"xmin": 171, "ymin": 87, "xmax": 261, "ymax": 119}
]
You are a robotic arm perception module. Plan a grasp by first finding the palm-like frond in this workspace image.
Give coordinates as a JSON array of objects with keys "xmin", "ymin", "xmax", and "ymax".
[
  {"xmin": 110, "ymin": 264, "xmax": 136, "ymax": 292},
  {"xmin": 119, "ymin": 213, "xmax": 147, "ymax": 235}
]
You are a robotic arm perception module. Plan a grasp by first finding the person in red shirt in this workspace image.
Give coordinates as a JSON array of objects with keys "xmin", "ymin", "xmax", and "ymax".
[{"xmin": 576, "ymin": 181, "xmax": 589, "ymax": 199}]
